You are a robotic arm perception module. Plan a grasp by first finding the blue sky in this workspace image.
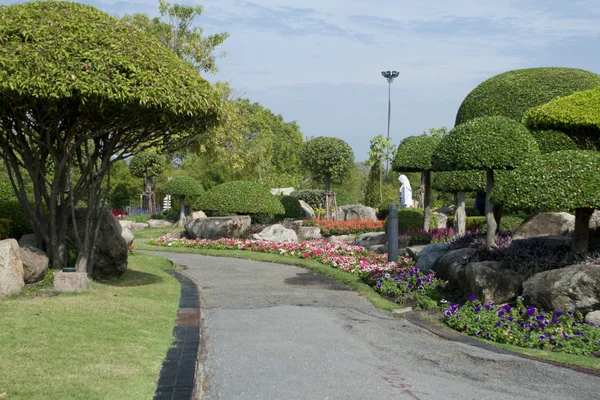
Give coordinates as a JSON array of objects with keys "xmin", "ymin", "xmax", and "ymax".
[{"xmin": 6, "ymin": 0, "xmax": 600, "ymax": 160}]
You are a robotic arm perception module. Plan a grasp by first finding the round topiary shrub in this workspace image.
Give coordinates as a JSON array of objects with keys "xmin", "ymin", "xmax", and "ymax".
[
  {"xmin": 392, "ymin": 135, "xmax": 441, "ymax": 172},
  {"xmin": 455, "ymin": 67, "xmax": 600, "ymax": 126},
  {"xmin": 280, "ymin": 195, "xmax": 302, "ymax": 219},
  {"xmin": 290, "ymin": 190, "xmax": 324, "ymax": 209},
  {"xmin": 194, "ymin": 181, "xmax": 285, "ymax": 219},
  {"xmin": 431, "ymin": 170, "xmax": 486, "ymax": 193},
  {"xmin": 529, "ymin": 129, "xmax": 579, "ymax": 154},
  {"xmin": 334, "ymin": 188, "xmax": 358, "ymax": 206}
]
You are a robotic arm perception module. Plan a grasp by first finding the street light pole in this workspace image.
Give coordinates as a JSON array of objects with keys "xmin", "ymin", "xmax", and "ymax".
[{"xmin": 381, "ymin": 70, "xmax": 399, "ymax": 173}]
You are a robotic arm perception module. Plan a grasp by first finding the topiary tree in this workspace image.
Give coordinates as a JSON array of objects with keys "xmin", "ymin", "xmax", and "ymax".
[
  {"xmin": 194, "ymin": 181, "xmax": 284, "ymax": 222},
  {"xmin": 492, "ymin": 150, "xmax": 600, "ymax": 258},
  {"xmin": 290, "ymin": 190, "xmax": 324, "ymax": 209},
  {"xmin": 392, "ymin": 134, "xmax": 441, "ymax": 232},
  {"xmin": 455, "ymin": 67, "xmax": 600, "ymax": 125},
  {"xmin": 162, "ymin": 176, "xmax": 204, "ymax": 226},
  {"xmin": 432, "ymin": 116, "xmax": 540, "ymax": 250},
  {"xmin": 431, "ymin": 170, "xmax": 486, "ymax": 235},
  {"xmin": 280, "ymin": 195, "xmax": 302, "ymax": 219},
  {"xmin": 0, "ymin": 2, "xmax": 220, "ymax": 273},
  {"xmin": 529, "ymin": 129, "xmax": 580, "ymax": 154},
  {"xmin": 300, "ymin": 137, "xmax": 354, "ymax": 220},
  {"xmin": 129, "ymin": 150, "xmax": 168, "ymax": 213}
]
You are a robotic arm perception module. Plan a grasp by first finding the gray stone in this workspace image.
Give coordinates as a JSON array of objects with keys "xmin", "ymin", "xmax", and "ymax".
[
  {"xmin": 407, "ymin": 245, "xmax": 428, "ymax": 259},
  {"xmin": 0, "ymin": 239, "xmax": 24, "ymax": 299},
  {"xmin": 54, "ymin": 272, "xmax": 87, "ymax": 292},
  {"xmin": 336, "ymin": 205, "xmax": 377, "ymax": 221},
  {"xmin": 433, "ymin": 212, "xmax": 448, "ymax": 229},
  {"xmin": 435, "ymin": 206, "xmax": 455, "ymax": 215},
  {"xmin": 118, "ymin": 220, "xmax": 148, "ymax": 231},
  {"xmin": 147, "ymin": 219, "xmax": 174, "ymax": 228},
  {"xmin": 298, "ymin": 227, "xmax": 321, "ymax": 241},
  {"xmin": 270, "ymin": 187, "xmax": 295, "ymax": 196},
  {"xmin": 121, "ymin": 227, "xmax": 134, "ymax": 246},
  {"xmin": 298, "ymin": 200, "xmax": 315, "ymax": 219},
  {"xmin": 522, "ymin": 264, "xmax": 600, "ymax": 314},
  {"xmin": 353, "ymin": 232, "xmax": 386, "ymax": 247},
  {"xmin": 464, "ymin": 261, "xmax": 525, "ymax": 304},
  {"xmin": 187, "ymin": 211, "xmax": 207, "ymax": 222},
  {"xmin": 185, "ymin": 216, "xmax": 251, "ymax": 240},
  {"xmin": 252, "ymin": 224, "xmax": 298, "ymax": 242},
  {"xmin": 514, "ymin": 212, "xmax": 574, "ymax": 237},
  {"xmin": 435, "ymin": 248, "xmax": 477, "ymax": 290},
  {"xmin": 590, "ymin": 210, "xmax": 600, "ymax": 230},
  {"xmin": 585, "ymin": 310, "xmax": 600, "ymax": 326},
  {"xmin": 367, "ymin": 244, "xmax": 388, "ymax": 254},
  {"xmin": 19, "ymin": 245, "xmax": 49, "ymax": 284},
  {"xmin": 415, "ymin": 243, "xmax": 451, "ymax": 272},
  {"xmin": 67, "ymin": 209, "xmax": 128, "ymax": 279},
  {"xmin": 326, "ymin": 235, "xmax": 357, "ymax": 243},
  {"xmin": 18, "ymin": 234, "xmax": 39, "ymax": 249}
]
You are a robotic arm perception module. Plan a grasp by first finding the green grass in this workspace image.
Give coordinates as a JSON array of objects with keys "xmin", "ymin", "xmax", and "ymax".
[
  {"xmin": 131, "ymin": 227, "xmax": 179, "ymax": 241},
  {"xmin": 0, "ymin": 253, "xmax": 180, "ymax": 400}
]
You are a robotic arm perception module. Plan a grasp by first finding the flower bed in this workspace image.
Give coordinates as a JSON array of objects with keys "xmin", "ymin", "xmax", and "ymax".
[
  {"xmin": 152, "ymin": 237, "xmax": 445, "ymax": 305},
  {"xmin": 302, "ymin": 218, "xmax": 385, "ymax": 236},
  {"xmin": 443, "ymin": 296, "xmax": 600, "ymax": 355}
]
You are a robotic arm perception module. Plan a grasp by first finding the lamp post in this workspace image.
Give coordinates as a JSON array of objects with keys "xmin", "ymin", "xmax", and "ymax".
[{"xmin": 381, "ymin": 70, "xmax": 399, "ymax": 172}]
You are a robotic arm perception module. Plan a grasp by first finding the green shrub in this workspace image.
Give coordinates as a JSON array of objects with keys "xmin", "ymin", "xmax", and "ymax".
[
  {"xmin": 386, "ymin": 209, "xmax": 438, "ymax": 233},
  {"xmin": 334, "ymin": 188, "xmax": 359, "ymax": 206},
  {"xmin": 499, "ymin": 215, "xmax": 526, "ymax": 232},
  {"xmin": 0, "ymin": 173, "xmax": 15, "ymax": 202},
  {"xmin": 392, "ymin": 135, "xmax": 441, "ymax": 172},
  {"xmin": 110, "ymin": 183, "xmax": 134, "ymax": 210},
  {"xmin": 125, "ymin": 214, "xmax": 151, "ymax": 223},
  {"xmin": 0, "ymin": 218, "xmax": 10, "ymax": 240},
  {"xmin": 300, "ymin": 137, "xmax": 354, "ymax": 186},
  {"xmin": 162, "ymin": 176, "xmax": 203, "ymax": 198},
  {"xmin": 280, "ymin": 195, "xmax": 302, "ymax": 219},
  {"xmin": 0, "ymin": 200, "xmax": 32, "ymax": 238},
  {"xmin": 290, "ymin": 190, "xmax": 324, "ymax": 209},
  {"xmin": 529, "ymin": 129, "xmax": 579, "ymax": 154},
  {"xmin": 455, "ymin": 67, "xmax": 600, "ymax": 125},
  {"xmin": 376, "ymin": 198, "xmax": 400, "ymax": 220},
  {"xmin": 432, "ymin": 170, "xmax": 486, "ymax": 193},
  {"xmin": 446, "ymin": 215, "xmax": 526, "ymax": 232},
  {"xmin": 446, "ymin": 216, "xmax": 486, "ymax": 230},
  {"xmin": 194, "ymin": 181, "xmax": 285, "ymax": 217}
]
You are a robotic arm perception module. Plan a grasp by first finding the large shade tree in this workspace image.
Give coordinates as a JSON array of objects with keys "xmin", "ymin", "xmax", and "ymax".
[
  {"xmin": 392, "ymin": 134, "xmax": 441, "ymax": 232},
  {"xmin": 0, "ymin": 2, "xmax": 221, "ymax": 274},
  {"xmin": 432, "ymin": 116, "xmax": 540, "ymax": 250}
]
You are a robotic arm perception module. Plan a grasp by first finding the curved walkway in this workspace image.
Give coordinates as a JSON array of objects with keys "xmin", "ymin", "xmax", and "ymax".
[{"xmin": 149, "ymin": 251, "xmax": 599, "ymax": 400}]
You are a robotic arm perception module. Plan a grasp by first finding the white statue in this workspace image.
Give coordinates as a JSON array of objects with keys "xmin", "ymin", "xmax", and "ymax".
[{"xmin": 398, "ymin": 175, "xmax": 414, "ymax": 209}]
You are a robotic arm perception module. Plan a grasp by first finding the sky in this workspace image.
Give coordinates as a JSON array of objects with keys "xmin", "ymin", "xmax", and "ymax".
[{"xmin": 5, "ymin": 0, "xmax": 600, "ymax": 161}]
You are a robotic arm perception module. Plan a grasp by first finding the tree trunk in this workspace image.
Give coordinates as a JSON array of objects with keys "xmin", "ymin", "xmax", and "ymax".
[
  {"xmin": 454, "ymin": 191, "xmax": 466, "ymax": 236},
  {"xmin": 572, "ymin": 208, "xmax": 593, "ymax": 259},
  {"xmin": 423, "ymin": 171, "xmax": 431, "ymax": 233},
  {"xmin": 419, "ymin": 172, "xmax": 425, "ymax": 208},
  {"xmin": 325, "ymin": 175, "xmax": 331, "ymax": 220},
  {"xmin": 143, "ymin": 176, "xmax": 157, "ymax": 212},
  {"xmin": 379, "ymin": 167, "xmax": 383, "ymax": 204},
  {"xmin": 493, "ymin": 204, "xmax": 503, "ymax": 235},
  {"xmin": 485, "ymin": 169, "xmax": 497, "ymax": 251},
  {"xmin": 178, "ymin": 196, "xmax": 186, "ymax": 227}
]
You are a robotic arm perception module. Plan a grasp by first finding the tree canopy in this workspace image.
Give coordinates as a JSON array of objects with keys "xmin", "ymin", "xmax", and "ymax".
[
  {"xmin": 162, "ymin": 176, "xmax": 204, "ymax": 198},
  {"xmin": 129, "ymin": 150, "xmax": 169, "ymax": 179},
  {"xmin": 300, "ymin": 137, "xmax": 354, "ymax": 187},
  {"xmin": 393, "ymin": 135, "xmax": 441, "ymax": 172}
]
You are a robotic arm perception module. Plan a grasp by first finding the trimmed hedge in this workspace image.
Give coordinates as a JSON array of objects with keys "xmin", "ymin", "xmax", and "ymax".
[
  {"xmin": 491, "ymin": 150, "xmax": 600, "ymax": 213},
  {"xmin": 432, "ymin": 116, "xmax": 540, "ymax": 171},
  {"xmin": 431, "ymin": 170, "xmax": 486, "ymax": 193},
  {"xmin": 335, "ymin": 188, "xmax": 359, "ymax": 206},
  {"xmin": 290, "ymin": 188, "xmax": 358, "ymax": 209},
  {"xmin": 455, "ymin": 67, "xmax": 600, "ymax": 125},
  {"xmin": 446, "ymin": 215, "xmax": 525, "ymax": 232},
  {"xmin": 392, "ymin": 135, "xmax": 441, "ymax": 172},
  {"xmin": 529, "ymin": 129, "xmax": 579, "ymax": 154},
  {"xmin": 162, "ymin": 176, "xmax": 204, "ymax": 197},
  {"xmin": 0, "ymin": 200, "xmax": 32, "ymax": 239},
  {"xmin": 280, "ymin": 195, "xmax": 302, "ymax": 219},
  {"xmin": 0, "ymin": 218, "xmax": 10, "ymax": 240},
  {"xmin": 386, "ymin": 209, "xmax": 438, "ymax": 233},
  {"xmin": 524, "ymin": 87, "xmax": 600, "ymax": 138},
  {"xmin": 194, "ymin": 181, "xmax": 285, "ymax": 216}
]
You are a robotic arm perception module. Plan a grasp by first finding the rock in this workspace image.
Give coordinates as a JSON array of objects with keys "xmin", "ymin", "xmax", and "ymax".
[
  {"xmin": 18, "ymin": 234, "xmax": 39, "ymax": 249},
  {"xmin": 465, "ymin": 261, "xmax": 525, "ymax": 304},
  {"xmin": 585, "ymin": 310, "xmax": 600, "ymax": 326},
  {"xmin": 435, "ymin": 248, "xmax": 477, "ymax": 290},
  {"xmin": 67, "ymin": 209, "xmax": 128, "ymax": 279},
  {"xmin": 298, "ymin": 227, "xmax": 321, "ymax": 241},
  {"xmin": 514, "ymin": 212, "xmax": 574, "ymax": 237},
  {"xmin": 186, "ymin": 211, "xmax": 207, "ymax": 222},
  {"xmin": 298, "ymin": 200, "xmax": 315, "ymax": 219},
  {"xmin": 19, "ymin": 245, "xmax": 49, "ymax": 284},
  {"xmin": 336, "ymin": 205, "xmax": 377, "ymax": 221},
  {"xmin": 522, "ymin": 264, "xmax": 600, "ymax": 314},
  {"xmin": 353, "ymin": 232, "xmax": 386, "ymax": 247},
  {"xmin": 435, "ymin": 206, "xmax": 455, "ymax": 215},
  {"xmin": 415, "ymin": 243, "xmax": 451, "ymax": 272},
  {"xmin": 590, "ymin": 210, "xmax": 600, "ymax": 230},
  {"xmin": 326, "ymin": 235, "xmax": 357, "ymax": 243},
  {"xmin": 147, "ymin": 219, "xmax": 174, "ymax": 228},
  {"xmin": 185, "ymin": 216, "xmax": 251, "ymax": 240},
  {"xmin": 252, "ymin": 224, "xmax": 298, "ymax": 242},
  {"xmin": 270, "ymin": 187, "xmax": 295, "ymax": 196},
  {"xmin": 398, "ymin": 235, "xmax": 411, "ymax": 248},
  {"xmin": 118, "ymin": 220, "xmax": 148, "ymax": 231},
  {"xmin": 54, "ymin": 272, "xmax": 87, "ymax": 293},
  {"xmin": 121, "ymin": 227, "xmax": 134, "ymax": 246},
  {"xmin": 368, "ymin": 244, "xmax": 387, "ymax": 254},
  {"xmin": 407, "ymin": 245, "xmax": 428, "ymax": 259},
  {"xmin": 162, "ymin": 231, "xmax": 185, "ymax": 241},
  {"xmin": 0, "ymin": 239, "xmax": 24, "ymax": 299},
  {"xmin": 433, "ymin": 212, "xmax": 448, "ymax": 229}
]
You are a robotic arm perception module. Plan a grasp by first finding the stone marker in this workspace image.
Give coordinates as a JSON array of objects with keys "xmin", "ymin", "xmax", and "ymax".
[{"xmin": 54, "ymin": 272, "xmax": 87, "ymax": 293}]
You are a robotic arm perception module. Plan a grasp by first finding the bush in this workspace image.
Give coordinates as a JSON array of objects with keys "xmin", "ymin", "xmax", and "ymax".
[
  {"xmin": 432, "ymin": 170, "xmax": 486, "ymax": 193},
  {"xmin": 0, "ymin": 200, "xmax": 32, "ymax": 238},
  {"xmin": 529, "ymin": 129, "xmax": 579, "ymax": 154},
  {"xmin": 446, "ymin": 215, "xmax": 525, "ymax": 232},
  {"xmin": 0, "ymin": 173, "xmax": 15, "ymax": 202},
  {"xmin": 334, "ymin": 188, "xmax": 359, "ymax": 206},
  {"xmin": 455, "ymin": 67, "xmax": 600, "ymax": 125},
  {"xmin": 280, "ymin": 196, "xmax": 302, "ymax": 219},
  {"xmin": 393, "ymin": 135, "xmax": 441, "ymax": 172},
  {"xmin": 290, "ymin": 188, "xmax": 358, "ymax": 209},
  {"xmin": 446, "ymin": 216, "xmax": 486, "ymax": 230},
  {"xmin": 300, "ymin": 137, "xmax": 354, "ymax": 186},
  {"xmin": 110, "ymin": 183, "xmax": 134, "ymax": 210},
  {"xmin": 385, "ymin": 209, "xmax": 438, "ymax": 233},
  {"xmin": 0, "ymin": 218, "xmax": 10, "ymax": 240},
  {"xmin": 194, "ymin": 181, "xmax": 285, "ymax": 217},
  {"xmin": 375, "ymin": 198, "xmax": 400, "ymax": 220},
  {"xmin": 162, "ymin": 176, "xmax": 203, "ymax": 198}
]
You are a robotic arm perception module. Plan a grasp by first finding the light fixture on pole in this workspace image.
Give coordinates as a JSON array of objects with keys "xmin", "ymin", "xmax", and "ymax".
[{"xmin": 381, "ymin": 70, "xmax": 399, "ymax": 172}]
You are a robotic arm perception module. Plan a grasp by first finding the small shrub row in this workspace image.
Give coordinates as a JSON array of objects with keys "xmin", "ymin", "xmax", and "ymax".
[
  {"xmin": 0, "ymin": 200, "xmax": 32, "ymax": 239},
  {"xmin": 303, "ymin": 218, "xmax": 385, "ymax": 237},
  {"xmin": 384, "ymin": 208, "xmax": 438, "ymax": 233},
  {"xmin": 445, "ymin": 215, "xmax": 525, "ymax": 232}
]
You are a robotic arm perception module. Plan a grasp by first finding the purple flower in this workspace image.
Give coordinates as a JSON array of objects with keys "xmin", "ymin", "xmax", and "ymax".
[
  {"xmin": 484, "ymin": 304, "xmax": 491, "ymax": 311},
  {"xmin": 417, "ymin": 286, "xmax": 424, "ymax": 291},
  {"xmin": 407, "ymin": 284, "xmax": 413, "ymax": 290},
  {"xmin": 551, "ymin": 317, "xmax": 558, "ymax": 324},
  {"xmin": 463, "ymin": 324, "xmax": 468, "ymax": 330},
  {"xmin": 497, "ymin": 310, "xmax": 505, "ymax": 317},
  {"xmin": 539, "ymin": 335, "xmax": 546, "ymax": 341},
  {"xmin": 440, "ymin": 299, "xmax": 448, "ymax": 304},
  {"xmin": 527, "ymin": 307, "xmax": 536, "ymax": 317},
  {"xmin": 495, "ymin": 321, "xmax": 501, "ymax": 327},
  {"xmin": 555, "ymin": 311, "xmax": 563, "ymax": 317},
  {"xmin": 469, "ymin": 295, "xmax": 477, "ymax": 302},
  {"xmin": 502, "ymin": 304, "xmax": 512, "ymax": 312},
  {"xmin": 476, "ymin": 330, "xmax": 482, "ymax": 336},
  {"xmin": 536, "ymin": 315, "xmax": 545, "ymax": 321},
  {"xmin": 538, "ymin": 322, "xmax": 545, "ymax": 329},
  {"xmin": 524, "ymin": 335, "xmax": 529, "ymax": 340},
  {"xmin": 444, "ymin": 310, "xmax": 452, "ymax": 317},
  {"xmin": 517, "ymin": 296, "xmax": 524, "ymax": 301},
  {"xmin": 503, "ymin": 324, "xmax": 509, "ymax": 329},
  {"xmin": 485, "ymin": 333, "xmax": 491, "ymax": 339},
  {"xmin": 507, "ymin": 316, "xmax": 514, "ymax": 322}
]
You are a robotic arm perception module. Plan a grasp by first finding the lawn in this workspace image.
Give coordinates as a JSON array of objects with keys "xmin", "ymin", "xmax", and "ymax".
[{"xmin": 0, "ymin": 253, "xmax": 180, "ymax": 400}]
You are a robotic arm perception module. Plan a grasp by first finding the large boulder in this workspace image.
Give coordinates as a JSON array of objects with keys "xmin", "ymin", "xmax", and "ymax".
[
  {"xmin": 186, "ymin": 211, "xmax": 207, "ymax": 222},
  {"xmin": 590, "ymin": 210, "xmax": 600, "ymax": 230},
  {"xmin": 118, "ymin": 220, "xmax": 148, "ymax": 231},
  {"xmin": 433, "ymin": 212, "xmax": 448, "ymax": 229},
  {"xmin": 18, "ymin": 234, "xmax": 39, "ymax": 249},
  {"xmin": 514, "ymin": 212, "xmax": 574, "ymax": 237},
  {"xmin": 270, "ymin": 187, "xmax": 295, "ymax": 196},
  {"xmin": 407, "ymin": 245, "xmax": 428, "ymax": 259},
  {"xmin": 252, "ymin": 224, "xmax": 298, "ymax": 242},
  {"xmin": 353, "ymin": 232, "xmax": 386, "ymax": 247},
  {"xmin": 326, "ymin": 235, "xmax": 357, "ymax": 243},
  {"xmin": 464, "ymin": 261, "xmax": 525, "ymax": 304},
  {"xmin": 0, "ymin": 239, "xmax": 24, "ymax": 298},
  {"xmin": 67, "ymin": 209, "xmax": 128, "ymax": 279},
  {"xmin": 434, "ymin": 248, "xmax": 477, "ymax": 289},
  {"xmin": 147, "ymin": 219, "xmax": 174, "ymax": 228},
  {"xmin": 522, "ymin": 264, "xmax": 600, "ymax": 314},
  {"xmin": 121, "ymin": 227, "xmax": 134, "ymax": 247},
  {"xmin": 298, "ymin": 227, "xmax": 321, "ymax": 241},
  {"xmin": 298, "ymin": 200, "xmax": 315, "ymax": 219},
  {"xmin": 19, "ymin": 245, "xmax": 49, "ymax": 284},
  {"xmin": 185, "ymin": 216, "xmax": 251, "ymax": 240},
  {"xmin": 415, "ymin": 243, "xmax": 451, "ymax": 272},
  {"xmin": 585, "ymin": 310, "xmax": 600, "ymax": 326},
  {"xmin": 336, "ymin": 205, "xmax": 377, "ymax": 221}
]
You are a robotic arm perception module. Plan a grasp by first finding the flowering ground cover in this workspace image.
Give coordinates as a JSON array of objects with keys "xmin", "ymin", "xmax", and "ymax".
[
  {"xmin": 443, "ymin": 296, "xmax": 600, "ymax": 356},
  {"xmin": 152, "ymin": 237, "xmax": 446, "ymax": 306}
]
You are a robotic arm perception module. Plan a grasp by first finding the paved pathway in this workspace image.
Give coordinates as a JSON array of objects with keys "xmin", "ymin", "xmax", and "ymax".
[{"xmin": 149, "ymin": 252, "xmax": 600, "ymax": 400}]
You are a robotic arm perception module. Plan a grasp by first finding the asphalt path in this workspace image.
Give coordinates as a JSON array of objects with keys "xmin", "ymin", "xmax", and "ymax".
[{"xmin": 148, "ymin": 251, "xmax": 600, "ymax": 400}]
